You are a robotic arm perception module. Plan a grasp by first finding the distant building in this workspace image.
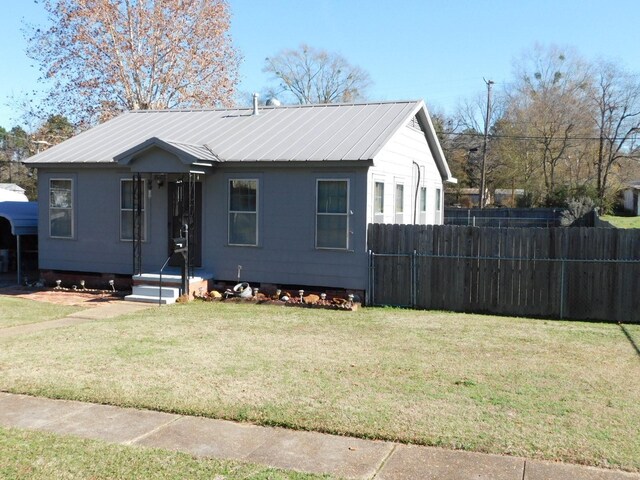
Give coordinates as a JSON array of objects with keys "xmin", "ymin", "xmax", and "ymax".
[
  {"xmin": 446, "ymin": 187, "xmax": 525, "ymax": 208},
  {"xmin": 494, "ymin": 188, "xmax": 525, "ymax": 207},
  {"xmin": 623, "ymin": 181, "xmax": 640, "ymax": 216},
  {"xmin": 446, "ymin": 187, "xmax": 481, "ymax": 207}
]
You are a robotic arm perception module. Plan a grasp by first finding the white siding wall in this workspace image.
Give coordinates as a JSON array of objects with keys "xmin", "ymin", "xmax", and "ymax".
[{"xmin": 366, "ymin": 124, "xmax": 444, "ymax": 225}]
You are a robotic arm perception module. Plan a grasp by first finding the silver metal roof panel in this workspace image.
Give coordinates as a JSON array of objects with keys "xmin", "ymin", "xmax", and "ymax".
[{"xmin": 24, "ymin": 101, "xmax": 453, "ymax": 182}]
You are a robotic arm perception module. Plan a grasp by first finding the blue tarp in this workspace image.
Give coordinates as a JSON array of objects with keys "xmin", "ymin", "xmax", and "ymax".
[{"xmin": 0, "ymin": 202, "xmax": 38, "ymax": 236}]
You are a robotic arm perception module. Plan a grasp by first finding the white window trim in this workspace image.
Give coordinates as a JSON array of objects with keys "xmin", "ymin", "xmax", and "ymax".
[
  {"xmin": 436, "ymin": 187, "xmax": 442, "ymax": 212},
  {"xmin": 420, "ymin": 186, "xmax": 427, "ymax": 213},
  {"xmin": 316, "ymin": 178, "xmax": 350, "ymax": 250},
  {"xmin": 120, "ymin": 178, "xmax": 147, "ymax": 242},
  {"xmin": 49, "ymin": 177, "xmax": 74, "ymax": 239},
  {"xmin": 228, "ymin": 178, "xmax": 259, "ymax": 246},
  {"xmin": 374, "ymin": 180, "xmax": 385, "ymax": 216},
  {"xmin": 394, "ymin": 181, "xmax": 404, "ymax": 224},
  {"xmin": 395, "ymin": 182, "xmax": 404, "ymax": 213}
]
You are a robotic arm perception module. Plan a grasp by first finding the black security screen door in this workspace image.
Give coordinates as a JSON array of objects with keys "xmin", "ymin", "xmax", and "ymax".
[{"xmin": 168, "ymin": 178, "xmax": 202, "ymax": 268}]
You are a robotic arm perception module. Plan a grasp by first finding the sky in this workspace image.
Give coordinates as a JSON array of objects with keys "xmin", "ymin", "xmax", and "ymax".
[{"xmin": 1, "ymin": 0, "xmax": 639, "ymax": 129}]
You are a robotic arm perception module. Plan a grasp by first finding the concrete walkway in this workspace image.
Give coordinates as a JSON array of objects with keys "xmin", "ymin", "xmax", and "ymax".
[
  {"xmin": 0, "ymin": 300, "xmax": 153, "ymax": 338},
  {"xmin": 0, "ymin": 392, "xmax": 637, "ymax": 480}
]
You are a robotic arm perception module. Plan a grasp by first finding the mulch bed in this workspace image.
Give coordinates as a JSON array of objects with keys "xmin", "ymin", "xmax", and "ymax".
[{"xmin": 193, "ymin": 294, "xmax": 360, "ymax": 311}]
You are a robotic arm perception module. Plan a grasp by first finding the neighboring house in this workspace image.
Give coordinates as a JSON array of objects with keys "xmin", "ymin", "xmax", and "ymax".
[
  {"xmin": 445, "ymin": 187, "xmax": 488, "ymax": 208},
  {"xmin": 623, "ymin": 182, "xmax": 640, "ymax": 216},
  {"xmin": 24, "ymin": 100, "xmax": 455, "ymax": 296},
  {"xmin": 0, "ymin": 183, "xmax": 28, "ymax": 202},
  {"xmin": 494, "ymin": 188, "xmax": 525, "ymax": 207}
]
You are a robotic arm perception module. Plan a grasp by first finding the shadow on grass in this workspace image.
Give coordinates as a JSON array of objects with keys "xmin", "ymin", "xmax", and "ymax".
[{"xmin": 619, "ymin": 323, "xmax": 640, "ymax": 359}]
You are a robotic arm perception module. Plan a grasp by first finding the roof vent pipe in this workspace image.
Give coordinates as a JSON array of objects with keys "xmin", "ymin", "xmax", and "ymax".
[{"xmin": 252, "ymin": 93, "xmax": 259, "ymax": 115}]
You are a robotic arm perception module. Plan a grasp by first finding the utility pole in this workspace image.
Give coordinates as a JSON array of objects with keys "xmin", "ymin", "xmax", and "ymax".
[{"xmin": 479, "ymin": 78, "xmax": 494, "ymax": 209}]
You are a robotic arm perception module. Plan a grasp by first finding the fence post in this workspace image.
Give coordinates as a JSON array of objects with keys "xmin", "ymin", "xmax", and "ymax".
[
  {"xmin": 411, "ymin": 250, "xmax": 417, "ymax": 307},
  {"xmin": 559, "ymin": 258, "xmax": 566, "ymax": 319},
  {"xmin": 367, "ymin": 250, "xmax": 374, "ymax": 306}
]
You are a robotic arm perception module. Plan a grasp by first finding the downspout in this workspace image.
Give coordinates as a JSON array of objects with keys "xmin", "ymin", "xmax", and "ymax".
[{"xmin": 412, "ymin": 161, "xmax": 421, "ymax": 224}]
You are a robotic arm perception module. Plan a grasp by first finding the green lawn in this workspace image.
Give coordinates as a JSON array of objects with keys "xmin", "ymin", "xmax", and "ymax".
[
  {"xmin": 0, "ymin": 302, "xmax": 639, "ymax": 472},
  {"xmin": 0, "ymin": 297, "xmax": 84, "ymax": 328},
  {"xmin": 601, "ymin": 215, "xmax": 640, "ymax": 228},
  {"xmin": 0, "ymin": 427, "xmax": 329, "ymax": 479}
]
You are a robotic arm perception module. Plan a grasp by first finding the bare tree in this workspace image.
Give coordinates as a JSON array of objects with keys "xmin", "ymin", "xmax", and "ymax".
[
  {"xmin": 590, "ymin": 61, "xmax": 640, "ymax": 206},
  {"xmin": 263, "ymin": 44, "xmax": 371, "ymax": 104},
  {"xmin": 506, "ymin": 45, "xmax": 593, "ymax": 204},
  {"xmin": 451, "ymin": 91, "xmax": 505, "ymax": 194},
  {"xmin": 27, "ymin": 0, "xmax": 240, "ymax": 125}
]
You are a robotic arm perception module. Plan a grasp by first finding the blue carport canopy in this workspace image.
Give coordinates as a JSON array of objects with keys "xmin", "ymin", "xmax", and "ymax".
[
  {"xmin": 0, "ymin": 201, "xmax": 38, "ymax": 235},
  {"xmin": 0, "ymin": 202, "xmax": 38, "ymax": 284}
]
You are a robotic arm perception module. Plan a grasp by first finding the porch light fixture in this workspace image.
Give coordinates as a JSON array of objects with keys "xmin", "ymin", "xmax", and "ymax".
[{"xmin": 154, "ymin": 175, "xmax": 165, "ymax": 188}]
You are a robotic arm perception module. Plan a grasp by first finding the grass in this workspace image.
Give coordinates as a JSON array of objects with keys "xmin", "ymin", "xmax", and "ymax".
[
  {"xmin": 601, "ymin": 215, "xmax": 640, "ymax": 228},
  {"xmin": 0, "ymin": 302, "xmax": 639, "ymax": 471},
  {"xmin": 0, "ymin": 297, "xmax": 84, "ymax": 328},
  {"xmin": 0, "ymin": 426, "xmax": 330, "ymax": 479}
]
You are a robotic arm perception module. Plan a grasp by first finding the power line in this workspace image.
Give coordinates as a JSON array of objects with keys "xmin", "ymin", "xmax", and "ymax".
[{"xmin": 439, "ymin": 131, "xmax": 639, "ymax": 142}]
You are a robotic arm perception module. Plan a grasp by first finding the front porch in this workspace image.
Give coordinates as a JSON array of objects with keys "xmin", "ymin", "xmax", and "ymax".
[
  {"xmin": 115, "ymin": 136, "xmax": 217, "ymax": 304},
  {"xmin": 125, "ymin": 269, "xmax": 211, "ymax": 305}
]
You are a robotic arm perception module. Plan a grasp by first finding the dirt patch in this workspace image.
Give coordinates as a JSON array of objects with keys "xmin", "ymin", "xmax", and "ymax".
[{"xmin": 0, "ymin": 286, "xmax": 125, "ymax": 307}]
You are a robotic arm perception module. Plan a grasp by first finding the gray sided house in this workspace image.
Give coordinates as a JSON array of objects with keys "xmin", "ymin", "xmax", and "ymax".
[{"xmin": 25, "ymin": 101, "xmax": 455, "ymax": 298}]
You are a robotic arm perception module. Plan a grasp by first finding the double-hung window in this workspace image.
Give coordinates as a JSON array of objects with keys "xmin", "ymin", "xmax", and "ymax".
[
  {"xmin": 229, "ymin": 179, "xmax": 258, "ymax": 246},
  {"xmin": 395, "ymin": 182, "xmax": 404, "ymax": 224},
  {"xmin": 316, "ymin": 179, "xmax": 349, "ymax": 249},
  {"xmin": 419, "ymin": 186, "xmax": 427, "ymax": 224},
  {"xmin": 49, "ymin": 178, "xmax": 73, "ymax": 238},
  {"xmin": 120, "ymin": 179, "xmax": 146, "ymax": 241},
  {"xmin": 374, "ymin": 181, "xmax": 384, "ymax": 223}
]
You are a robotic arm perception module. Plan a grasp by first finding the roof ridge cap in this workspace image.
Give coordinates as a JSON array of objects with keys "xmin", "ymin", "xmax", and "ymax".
[{"xmin": 124, "ymin": 100, "xmax": 423, "ymax": 114}]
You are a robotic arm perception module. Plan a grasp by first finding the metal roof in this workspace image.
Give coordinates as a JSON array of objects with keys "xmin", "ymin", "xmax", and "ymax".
[
  {"xmin": 0, "ymin": 201, "xmax": 38, "ymax": 235},
  {"xmin": 114, "ymin": 137, "xmax": 219, "ymax": 165},
  {"xmin": 24, "ymin": 100, "xmax": 455, "ymax": 181}
]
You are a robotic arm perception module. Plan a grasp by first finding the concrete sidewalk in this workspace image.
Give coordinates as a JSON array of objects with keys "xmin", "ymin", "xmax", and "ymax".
[
  {"xmin": 0, "ymin": 392, "xmax": 637, "ymax": 480},
  {"xmin": 0, "ymin": 300, "xmax": 153, "ymax": 338}
]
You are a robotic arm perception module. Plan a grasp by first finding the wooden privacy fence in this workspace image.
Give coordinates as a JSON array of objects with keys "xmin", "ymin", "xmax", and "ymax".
[{"xmin": 367, "ymin": 224, "xmax": 640, "ymax": 323}]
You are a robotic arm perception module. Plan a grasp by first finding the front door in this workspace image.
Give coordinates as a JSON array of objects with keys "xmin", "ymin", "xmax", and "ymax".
[{"xmin": 168, "ymin": 180, "xmax": 202, "ymax": 267}]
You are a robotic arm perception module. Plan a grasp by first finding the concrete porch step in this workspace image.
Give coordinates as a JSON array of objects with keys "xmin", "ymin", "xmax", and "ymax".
[
  {"xmin": 132, "ymin": 273, "xmax": 208, "ymax": 287},
  {"xmin": 127, "ymin": 272, "xmax": 212, "ymax": 304},
  {"xmin": 124, "ymin": 294, "xmax": 177, "ymax": 305},
  {"xmin": 126, "ymin": 282, "xmax": 181, "ymax": 305},
  {"xmin": 132, "ymin": 285, "xmax": 180, "ymax": 299}
]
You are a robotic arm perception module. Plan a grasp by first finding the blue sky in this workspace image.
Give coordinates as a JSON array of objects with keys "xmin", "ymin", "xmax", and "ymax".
[{"xmin": 1, "ymin": 0, "xmax": 639, "ymax": 129}]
